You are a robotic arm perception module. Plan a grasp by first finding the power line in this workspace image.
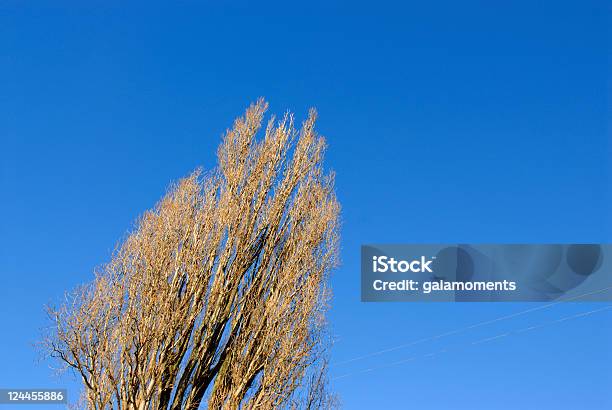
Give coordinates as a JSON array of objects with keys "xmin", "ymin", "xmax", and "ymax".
[
  {"xmin": 332, "ymin": 285, "xmax": 612, "ymax": 367},
  {"xmin": 333, "ymin": 305, "xmax": 612, "ymax": 380}
]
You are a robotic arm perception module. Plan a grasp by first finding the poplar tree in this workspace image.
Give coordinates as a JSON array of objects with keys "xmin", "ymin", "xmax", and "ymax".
[{"xmin": 43, "ymin": 100, "xmax": 340, "ymax": 410}]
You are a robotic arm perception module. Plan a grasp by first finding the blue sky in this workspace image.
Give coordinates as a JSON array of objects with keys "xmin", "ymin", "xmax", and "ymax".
[{"xmin": 1, "ymin": 1, "xmax": 610, "ymax": 409}]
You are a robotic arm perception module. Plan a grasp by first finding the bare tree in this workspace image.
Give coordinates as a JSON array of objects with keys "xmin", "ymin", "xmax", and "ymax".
[{"xmin": 42, "ymin": 100, "xmax": 340, "ymax": 410}]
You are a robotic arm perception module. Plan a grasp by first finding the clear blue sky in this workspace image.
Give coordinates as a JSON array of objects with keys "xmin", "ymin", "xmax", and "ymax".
[{"xmin": 1, "ymin": 1, "xmax": 610, "ymax": 409}]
